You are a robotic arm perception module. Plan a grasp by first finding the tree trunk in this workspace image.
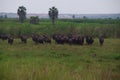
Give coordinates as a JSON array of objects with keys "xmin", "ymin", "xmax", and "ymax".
[{"xmin": 52, "ymin": 19, "xmax": 55, "ymax": 25}]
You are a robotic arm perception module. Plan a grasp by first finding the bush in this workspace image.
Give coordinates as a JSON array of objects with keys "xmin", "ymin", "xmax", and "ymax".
[{"xmin": 30, "ymin": 16, "xmax": 39, "ymax": 24}]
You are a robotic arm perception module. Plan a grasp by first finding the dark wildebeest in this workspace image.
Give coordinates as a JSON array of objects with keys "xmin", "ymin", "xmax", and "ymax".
[
  {"xmin": 99, "ymin": 36, "xmax": 104, "ymax": 46},
  {"xmin": 0, "ymin": 34, "xmax": 8, "ymax": 40},
  {"xmin": 31, "ymin": 34, "xmax": 39, "ymax": 44},
  {"xmin": 68, "ymin": 38, "xmax": 74, "ymax": 45},
  {"xmin": 8, "ymin": 36, "xmax": 14, "ymax": 45},
  {"xmin": 43, "ymin": 35, "xmax": 51, "ymax": 44},
  {"xmin": 77, "ymin": 36, "xmax": 84, "ymax": 45},
  {"xmin": 52, "ymin": 34, "xmax": 64, "ymax": 44},
  {"xmin": 86, "ymin": 36, "xmax": 94, "ymax": 45},
  {"xmin": 31, "ymin": 34, "xmax": 44, "ymax": 44},
  {"xmin": 20, "ymin": 35, "xmax": 27, "ymax": 43},
  {"xmin": 53, "ymin": 34, "xmax": 84, "ymax": 45},
  {"xmin": 38, "ymin": 36, "xmax": 44, "ymax": 44}
]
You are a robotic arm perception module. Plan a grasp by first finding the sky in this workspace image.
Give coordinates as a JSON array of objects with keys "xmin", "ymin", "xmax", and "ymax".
[{"xmin": 0, "ymin": 0, "xmax": 120, "ymax": 14}]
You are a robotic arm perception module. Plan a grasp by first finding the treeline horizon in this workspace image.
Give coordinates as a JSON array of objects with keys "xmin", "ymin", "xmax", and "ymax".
[{"xmin": 0, "ymin": 6, "xmax": 120, "ymax": 38}]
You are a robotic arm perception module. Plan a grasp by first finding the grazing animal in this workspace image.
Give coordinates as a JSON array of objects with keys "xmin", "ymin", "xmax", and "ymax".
[
  {"xmin": 32, "ymin": 34, "xmax": 45, "ymax": 44},
  {"xmin": 78, "ymin": 36, "xmax": 84, "ymax": 45},
  {"xmin": 31, "ymin": 34, "xmax": 39, "ymax": 44},
  {"xmin": 20, "ymin": 35, "xmax": 27, "ymax": 43},
  {"xmin": 42, "ymin": 35, "xmax": 51, "ymax": 44},
  {"xmin": 38, "ymin": 36, "xmax": 44, "ymax": 44},
  {"xmin": 52, "ymin": 34, "xmax": 85, "ymax": 45},
  {"xmin": 68, "ymin": 38, "xmax": 73, "ymax": 45},
  {"xmin": 0, "ymin": 34, "xmax": 8, "ymax": 40},
  {"xmin": 8, "ymin": 37, "xmax": 14, "ymax": 45},
  {"xmin": 43, "ymin": 36, "xmax": 51, "ymax": 44},
  {"xmin": 99, "ymin": 36, "xmax": 104, "ymax": 46},
  {"xmin": 53, "ymin": 34, "xmax": 67, "ymax": 44},
  {"xmin": 86, "ymin": 36, "xmax": 94, "ymax": 45}
]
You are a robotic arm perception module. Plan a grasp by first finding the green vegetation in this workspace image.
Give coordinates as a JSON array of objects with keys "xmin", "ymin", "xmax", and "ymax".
[
  {"xmin": 17, "ymin": 6, "xmax": 27, "ymax": 23},
  {"xmin": 30, "ymin": 16, "xmax": 39, "ymax": 24},
  {"xmin": 0, "ymin": 18, "xmax": 120, "ymax": 80},
  {"xmin": 0, "ymin": 18, "xmax": 120, "ymax": 38},
  {"xmin": 0, "ymin": 39, "xmax": 120, "ymax": 80},
  {"xmin": 49, "ymin": 6, "xmax": 58, "ymax": 25}
]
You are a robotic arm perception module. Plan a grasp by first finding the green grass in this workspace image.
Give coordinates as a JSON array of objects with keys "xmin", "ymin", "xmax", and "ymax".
[
  {"xmin": 0, "ymin": 39, "xmax": 120, "ymax": 80},
  {"xmin": 0, "ymin": 19, "xmax": 120, "ymax": 37},
  {"xmin": 0, "ymin": 19, "xmax": 120, "ymax": 80}
]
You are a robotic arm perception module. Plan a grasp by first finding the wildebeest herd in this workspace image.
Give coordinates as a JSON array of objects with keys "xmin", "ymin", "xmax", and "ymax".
[{"xmin": 0, "ymin": 34, "xmax": 104, "ymax": 46}]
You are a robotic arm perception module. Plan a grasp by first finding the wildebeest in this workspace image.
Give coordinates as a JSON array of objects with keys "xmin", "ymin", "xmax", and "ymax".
[
  {"xmin": 52, "ymin": 34, "xmax": 84, "ymax": 45},
  {"xmin": 31, "ymin": 34, "xmax": 50, "ymax": 44},
  {"xmin": 86, "ymin": 36, "xmax": 94, "ymax": 45},
  {"xmin": 20, "ymin": 35, "xmax": 27, "ymax": 43},
  {"xmin": 8, "ymin": 36, "xmax": 14, "ymax": 45},
  {"xmin": 77, "ymin": 36, "xmax": 84, "ymax": 45},
  {"xmin": 43, "ymin": 35, "xmax": 51, "ymax": 44},
  {"xmin": 99, "ymin": 36, "xmax": 104, "ymax": 46},
  {"xmin": 0, "ymin": 34, "xmax": 8, "ymax": 40},
  {"xmin": 31, "ymin": 34, "xmax": 39, "ymax": 44},
  {"xmin": 52, "ymin": 34, "xmax": 67, "ymax": 44},
  {"xmin": 38, "ymin": 36, "xmax": 44, "ymax": 44},
  {"xmin": 0, "ymin": 33, "xmax": 104, "ymax": 46}
]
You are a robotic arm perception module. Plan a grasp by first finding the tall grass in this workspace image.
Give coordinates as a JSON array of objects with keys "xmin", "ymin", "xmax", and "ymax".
[{"xmin": 0, "ymin": 39, "xmax": 120, "ymax": 80}]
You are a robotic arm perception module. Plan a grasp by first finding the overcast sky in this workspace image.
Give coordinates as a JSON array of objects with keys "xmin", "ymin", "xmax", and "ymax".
[{"xmin": 0, "ymin": 0, "xmax": 120, "ymax": 14}]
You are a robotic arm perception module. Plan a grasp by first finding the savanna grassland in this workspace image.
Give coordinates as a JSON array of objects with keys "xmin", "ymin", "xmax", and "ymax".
[{"xmin": 0, "ymin": 18, "xmax": 120, "ymax": 80}]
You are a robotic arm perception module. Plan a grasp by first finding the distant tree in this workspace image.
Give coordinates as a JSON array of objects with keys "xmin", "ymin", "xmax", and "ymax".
[
  {"xmin": 108, "ymin": 18, "xmax": 112, "ymax": 20},
  {"xmin": 48, "ymin": 6, "xmax": 58, "ymax": 25},
  {"xmin": 72, "ymin": 15, "xmax": 75, "ymax": 19},
  {"xmin": 0, "ymin": 15, "xmax": 3, "ymax": 18},
  {"xmin": 30, "ymin": 16, "xmax": 39, "ymax": 24},
  {"xmin": 116, "ymin": 17, "xmax": 120, "ymax": 20},
  {"xmin": 83, "ymin": 16, "xmax": 87, "ymax": 19},
  {"xmin": 4, "ymin": 14, "xmax": 7, "ymax": 18},
  {"xmin": 17, "ymin": 6, "xmax": 26, "ymax": 23}
]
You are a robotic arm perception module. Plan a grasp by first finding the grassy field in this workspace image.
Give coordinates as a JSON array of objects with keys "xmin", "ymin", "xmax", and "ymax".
[
  {"xmin": 0, "ymin": 38, "xmax": 120, "ymax": 80},
  {"xmin": 0, "ymin": 19, "xmax": 120, "ymax": 80},
  {"xmin": 0, "ymin": 19, "xmax": 120, "ymax": 38}
]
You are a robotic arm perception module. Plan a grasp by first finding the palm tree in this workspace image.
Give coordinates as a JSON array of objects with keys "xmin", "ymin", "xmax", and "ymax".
[
  {"xmin": 17, "ymin": 6, "xmax": 26, "ymax": 23},
  {"xmin": 48, "ymin": 6, "xmax": 58, "ymax": 25}
]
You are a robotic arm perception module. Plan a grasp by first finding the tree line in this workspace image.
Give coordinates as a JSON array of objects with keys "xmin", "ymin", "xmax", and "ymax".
[{"xmin": 17, "ymin": 6, "xmax": 58, "ymax": 25}]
